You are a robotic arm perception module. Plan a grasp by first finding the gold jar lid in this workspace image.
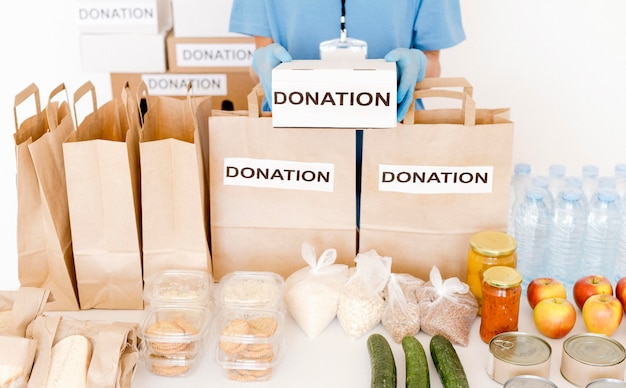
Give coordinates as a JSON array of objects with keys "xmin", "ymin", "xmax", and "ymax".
[
  {"xmin": 484, "ymin": 266, "xmax": 522, "ymax": 288},
  {"xmin": 470, "ymin": 231, "xmax": 517, "ymax": 257}
]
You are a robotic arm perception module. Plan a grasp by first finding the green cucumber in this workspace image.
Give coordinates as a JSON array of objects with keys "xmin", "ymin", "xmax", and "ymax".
[
  {"xmin": 402, "ymin": 336, "xmax": 429, "ymax": 388},
  {"xmin": 367, "ymin": 333, "xmax": 397, "ymax": 388},
  {"xmin": 429, "ymin": 334, "xmax": 469, "ymax": 388}
]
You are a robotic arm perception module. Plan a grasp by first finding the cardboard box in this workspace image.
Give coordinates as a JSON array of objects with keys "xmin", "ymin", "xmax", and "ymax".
[
  {"xmin": 110, "ymin": 71, "xmax": 257, "ymax": 111},
  {"xmin": 80, "ymin": 30, "xmax": 168, "ymax": 73},
  {"xmin": 171, "ymin": 0, "xmax": 244, "ymax": 38},
  {"xmin": 166, "ymin": 32, "xmax": 255, "ymax": 73},
  {"xmin": 271, "ymin": 59, "xmax": 397, "ymax": 128},
  {"xmin": 76, "ymin": 0, "xmax": 172, "ymax": 34}
]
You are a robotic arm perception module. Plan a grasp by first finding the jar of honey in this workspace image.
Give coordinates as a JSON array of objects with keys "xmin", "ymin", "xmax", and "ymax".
[
  {"xmin": 466, "ymin": 231, "xmax": 517, "ymax": 315},
  {"xmin": 479, "ymin": 266, "xmax": 522, "ymax": 343}
]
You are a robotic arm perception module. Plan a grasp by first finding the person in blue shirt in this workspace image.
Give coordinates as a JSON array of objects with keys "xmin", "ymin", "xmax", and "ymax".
[{"xmin": 229, "ymin": 0, "xmax": 466, "ymax": 121}]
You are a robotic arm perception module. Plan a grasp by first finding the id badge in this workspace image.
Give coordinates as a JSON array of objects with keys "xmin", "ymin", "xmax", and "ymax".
[{"xmin": 319, "ymin": 31, "xmax": 367, "ymax": 61}]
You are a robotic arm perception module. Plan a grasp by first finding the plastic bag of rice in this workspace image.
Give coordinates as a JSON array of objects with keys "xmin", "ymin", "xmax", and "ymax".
[{"xmin": 284, "ymin": 243, "xmax": 349, "ymax": 337}]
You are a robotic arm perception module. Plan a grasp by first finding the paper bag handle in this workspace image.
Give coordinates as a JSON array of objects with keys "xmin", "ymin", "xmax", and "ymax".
[
  {"xmin": 46, "ymin": 83, "xmax": 70, "ymax": 130},
  {"xmin": 13, "ymin": 83, "xmax": 41, "ymax": 131},
  {"xmin": 72, "ymin": 81, "xmax": 98, "ymax": 128},
  {"xmin": 403, "ymin": 77, "xmax": 476, "ymax": 126},
  {"xmin": 247, "ymin": 84, "xmax": 271, "ymax": 118}
]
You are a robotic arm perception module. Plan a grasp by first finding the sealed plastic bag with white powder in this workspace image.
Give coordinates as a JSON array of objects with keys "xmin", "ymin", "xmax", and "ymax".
[{"xmin": 284, "ymin": 243, "xmax": 349, "ymax": 337}]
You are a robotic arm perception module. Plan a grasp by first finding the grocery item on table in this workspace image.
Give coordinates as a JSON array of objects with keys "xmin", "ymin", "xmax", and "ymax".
[
  {"xmin": 381, "ymin": 273, "xmax": 422, "ymax": 343},
  {"xmin": 143, "ymin": 269, "xmax": 213, "ymax": 307},
  {"xmin": 479, "ymin": 266, "xmax": 522, "ymax": 343},
  {"xmin": 214, "ymin": 271, "xmax": 285, "ymax": 311},
  {"xmin": 284, "ymin": 243, "xmax": 349, "ymax": 338},
  {"xmin": 488, "ymin": 332, "xmax": 552, "ymax": 384},
  {"xmin": 561, "ymin": 333, "xmax": 626, "ymax": 387},
  {"xmin": 337, "ymin": 250, "xmax": 391, "ymax": 340},
  {"xmin": 415, "ymin": 266, "xmax": 478, "ymax": 346}
]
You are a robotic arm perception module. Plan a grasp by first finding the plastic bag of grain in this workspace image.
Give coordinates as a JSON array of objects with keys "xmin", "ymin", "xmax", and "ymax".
[
  {"xmin": 284, "ymin": 243, "xmax": 349, "ymax": 338},
  {"xmin": 415, "ymin": 266, "xmax": 478, "ymax": 346},
  {"xmin": 381, "ymin": 273, "xmax": 423, "ymax": 343},
  {"xmin": 337, "ymin": 250, "xmax": 391, "ymax": 340}
]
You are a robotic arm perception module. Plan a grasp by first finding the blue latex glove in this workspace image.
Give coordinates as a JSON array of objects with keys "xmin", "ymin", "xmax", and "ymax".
[
  {"xmin": 251, "ymin": 43, "xmax": 293, "ymax": 110},
  {"xmin": 384, "ymin": 48, "xmax": 428, "ymax": 122}
]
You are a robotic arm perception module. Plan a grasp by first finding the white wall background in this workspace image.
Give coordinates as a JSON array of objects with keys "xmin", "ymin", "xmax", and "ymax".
[{"xmin": 1, "ymin": 0, "xmax": 626, "ymax": 289}]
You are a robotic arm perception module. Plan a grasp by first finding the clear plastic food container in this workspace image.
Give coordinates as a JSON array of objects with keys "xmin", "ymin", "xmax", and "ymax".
[
  {"xmin": 138, "ymin": 305, "xmax": 210, "ymax": 357},
  {"xmin": 213, "ymin": 307, "xmax": 285, "ymax": 382},
  {"xmin": 214, "ymin": 271, "xmax": 284, "ymax": 311},
  {"xmin": 143, "ymin": 269, "xmax": 213, "ymax": 307},
  {"xmin": 139, "ymin": 342, "xmax": 199, "ymax": 377}
]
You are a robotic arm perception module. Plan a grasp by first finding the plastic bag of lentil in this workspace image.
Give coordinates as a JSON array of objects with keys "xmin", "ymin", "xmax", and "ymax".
[
  {"xmin": 415, "ymin": 266, "xmax": 478, "ymax": 346},
  {"xmin": 284, "ymin": 243, "xmax": 349, "ymax": 338},
  {"xmin": 381, "ymin": 273, "xmax": 423, "ymax": 343}
]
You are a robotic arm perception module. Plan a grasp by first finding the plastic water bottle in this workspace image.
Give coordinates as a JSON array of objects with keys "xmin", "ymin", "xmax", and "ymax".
[
  {"xmin": 548, "ymin": 164, "xmax": 566, "ymax": 200},
  {"xmin": 581, "ymin": 164, "xmax": 600, "ymax": 203},
  {"xmin": 614, "ymin": 163, "xmax": 626, "ymax": 200},
  {"xmin": 544, "ymin": 188, "xmax": 587, "ymax": 294},
  {"xmin": 580, "ymin": 188, "xmax": 623, "ymax": 282},
  {"xmin": 508, "ymin": 163, "xmax": 532, "ymax": 236},
  {"xmin": 514, "ymin": 187, "xmax": 552, "ymax": 294}
]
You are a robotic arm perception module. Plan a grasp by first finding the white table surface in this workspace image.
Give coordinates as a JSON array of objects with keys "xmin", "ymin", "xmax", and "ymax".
[{"xmin": 47, "ymin": 297, "xmax": 624, "ymax": 388}]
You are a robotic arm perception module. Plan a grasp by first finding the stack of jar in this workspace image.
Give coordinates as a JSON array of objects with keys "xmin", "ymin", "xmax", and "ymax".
[
  {"xmin": 508, "ymin": 163, "xmax": 626, "ymax": 294},
  {"xmin": 138, "ymin": 269, "xmax": 214, "ymax": 377},
  {"xmin": 211, "ymin": 271, "xmax": 286, "ymax": 383}
]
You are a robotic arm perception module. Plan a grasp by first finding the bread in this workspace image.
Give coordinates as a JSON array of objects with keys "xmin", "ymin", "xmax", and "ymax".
[
  {"xmin": 45, "ymin": 335, "xmax": 92, "ymax": 388},
  {"xmin": 0, "ymin": 364, "xmax": 24, "ymax": 388}
]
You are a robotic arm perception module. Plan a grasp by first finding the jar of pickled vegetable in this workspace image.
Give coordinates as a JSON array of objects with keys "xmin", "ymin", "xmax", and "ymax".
[
  {"xmin": 479, "ymin": 266, "xmax": 522, "ymax": 344},
  {"xmin": 466, "ymin": 231, "xmax": 517, "ymax": 316}
]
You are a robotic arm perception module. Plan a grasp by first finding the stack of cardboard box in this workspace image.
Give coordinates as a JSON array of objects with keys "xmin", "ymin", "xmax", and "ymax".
[{"xmin": 76, "ymin": 0, "xmax": 257, "ymax": 110}]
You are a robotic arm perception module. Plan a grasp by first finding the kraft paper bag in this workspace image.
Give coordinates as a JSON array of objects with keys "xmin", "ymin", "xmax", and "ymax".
[
  {"xmin": 26, "ymin": 315, "xmax": 138, "ymax": 388},
  {"xmin": 62, "ymin": 81, "xmax": 143, "ymax": 310},
  {"xmin": 138, "ymin": 82, "xmax": 212, "ymax": 282},
  {"xmin": 13, "ymin": 83, "xmax": 79, "ymax": 311},
  {"xmin": 208, "ymin": 85, "xmax": 357, "ymax": 280},
  {"xmin": 359, "ymin": 78, "xmax": 514, "ymax": 282}
]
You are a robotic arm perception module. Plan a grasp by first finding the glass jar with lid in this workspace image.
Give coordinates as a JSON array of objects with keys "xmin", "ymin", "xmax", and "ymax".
[
  {"xmin": 466, "ymin": 231, "xmax": 517, "ymax": 315},
  {"xmin": 479, "ymin": 266, "xmax": 522, "ymax": 343}
]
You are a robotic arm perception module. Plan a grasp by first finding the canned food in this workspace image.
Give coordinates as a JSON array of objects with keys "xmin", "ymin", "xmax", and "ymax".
[
  {"xmin": 561, "ymin": 334, "xmax": 626, "ymax": 387},
  {"xmin": 503, "ymin": 375, "xmax": 558, "ymax": 388},
  {"xmin": 586, "ymin": 378, "xmax": 626, "ymax": 387},
  {"xmin": 488, "ymin": 332, "xmax": 552, "ymax": 384}
]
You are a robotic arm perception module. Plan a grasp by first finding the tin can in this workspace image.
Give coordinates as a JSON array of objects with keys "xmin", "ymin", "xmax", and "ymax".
[
  {"xmin": 488, "ymin": 332, "xmax": 552, "ymax": 384},
  {"xmin": 479, "ymin": 266, "xmax": 522, "ymax": 343},
  {"xmin": 561, "ymin": 334, "xmax": 626, "ymax": 387},
  {"xmin": 466, "ymin": 231, "xmax": 517, "ymax": 315},
  {"xmin": 585, "ymin": 378, "xmax": 626, "ymax": 387},
  {"xmin": 503, "ymin": 375, "xmax": 558, "ymax": 388}
]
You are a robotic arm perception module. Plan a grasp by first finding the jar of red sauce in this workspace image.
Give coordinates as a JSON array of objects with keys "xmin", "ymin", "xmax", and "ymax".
[{"xmin": 479, "ymin": 266, "xmax": 522, "ymax": 343}]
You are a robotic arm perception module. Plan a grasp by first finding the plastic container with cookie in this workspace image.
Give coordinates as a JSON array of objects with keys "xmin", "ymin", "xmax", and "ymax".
[
  {"xmin": 139, "ymin": 341, "xmax": 202, "ymax": 377},
  {"xmin": 212, "ymin": 307, "xmax": 286, "ymax": 382},
  {"xmin": 143, "ymin": 269, "xmax": 213, "ymax": 308},
  {"xmin": 213, "ymin": 271, "xmax": 285, "ymax": 312},
  {"xmin": 138, "ymin": 305, "xmax": 211, "ymax": 359}
]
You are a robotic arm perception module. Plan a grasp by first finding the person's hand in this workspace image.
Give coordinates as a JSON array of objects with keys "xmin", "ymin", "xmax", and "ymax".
[
  {"xmin": 252, "ymin": 43, "xmax": 293, "ymax": 110},
  {"xmin": 384, "ymin": 48, "xmax": 427, "ymax": 122}
]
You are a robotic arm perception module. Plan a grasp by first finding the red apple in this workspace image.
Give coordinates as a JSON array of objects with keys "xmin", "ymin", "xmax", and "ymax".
[
  {"xmin": 615, "ymin": 277, "xmax": 626, "ymax": 312},
  {"xmin": 573, "ymin": 275, "xmax": 613, "ymax": 311},
  {"xmin": 533, "ymin": 297, "xmax": 576, "ymax": 339},
  {"xmin": 582, "ymin": 294, "xmax": 623, "ymax": 336},
  {"xmin": 527, "ymin": 277, "xmax": 567, "ymax": 309}
]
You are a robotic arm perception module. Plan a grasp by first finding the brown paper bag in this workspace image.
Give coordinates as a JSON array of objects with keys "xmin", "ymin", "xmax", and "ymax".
[
  {"xmin": 13, "ymin": 83, "xmax": 79, "ymax": 311},
  {"xmin": 26, "ymin": 315, "xmax": 138, "ymax": 388},
  {"xmin": 0, "ymin": 335, "xmax": 37, "ymax": 387},
  {"xmin": 208, "ymin": 85, "xmax": 357, "ymax": 280},
  {"xmin": 0, "ymin": 287, "xmax": 51, "ymax": 337},
  {"xmin": 62, "ymin": 81, "xmax": 143, "ymax": 309},
  {"xmin": 359, "ymin": 78, "xmax": 514, "ymax": 281},
  {"xmin": 138, "ymin": 82, "xmax": 213, "ymax": 282}
]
